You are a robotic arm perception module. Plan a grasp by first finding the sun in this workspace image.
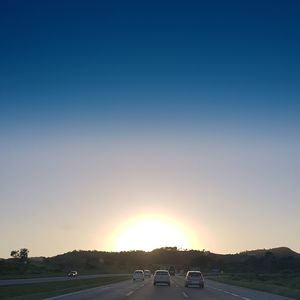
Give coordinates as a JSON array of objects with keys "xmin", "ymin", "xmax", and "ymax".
[{"xmin": 114, "ymin": 216, "xmax": 192, "ymax": 251}]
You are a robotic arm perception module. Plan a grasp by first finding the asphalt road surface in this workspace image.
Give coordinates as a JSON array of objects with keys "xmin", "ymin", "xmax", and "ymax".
[
  {"xmin": 45, "ymin": 276, "xmax": 294, "ymax": 300},
  {"xmin": 0, "ymin": 274, "xmax": 128, "ymax": 286}
]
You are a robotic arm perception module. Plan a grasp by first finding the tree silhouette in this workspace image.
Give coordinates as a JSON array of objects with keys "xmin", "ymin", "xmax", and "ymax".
[
  {"xmin": 10, "ymin": 248, "xmax": 29, "ymax": 262},
  {"xmin": 10, "ymin": 250, "xmax": 19, "ymax": 259},
  {"xmin": 19, "ymin": 248, "xmax": 29, "ymax": 261}
]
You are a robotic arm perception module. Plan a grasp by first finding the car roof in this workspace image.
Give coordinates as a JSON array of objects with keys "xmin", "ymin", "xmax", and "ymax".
[
  {"xmin": 187, "ymin": 270, "xmax": 201, "ymax": 273},
  {"xmin": 155, "ymin": 270, "xmax": 169, "ymax": 272}
]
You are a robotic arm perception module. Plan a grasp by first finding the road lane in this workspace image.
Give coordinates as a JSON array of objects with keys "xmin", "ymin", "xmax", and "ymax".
[
  {"xmin": 44, "ymin": 275, "xmax": 294, "ymax": 300},
  {"xmin": 46, "ymin": 278, "xmax": 185, "ymax": 300},
  {"xmin": 0, "ymin": 274, "xmax": 129, "ymax": 286},
  {"xmin": 128, "ymin": 278, "xmax": 184, "ymax": 300},
  {"xmin": 45, "ymin": 279, "xmax": 145, "ymax": 300},
  {"xmin": 172, "ymin": 276, "xmax": 294, "ymax": 300}
]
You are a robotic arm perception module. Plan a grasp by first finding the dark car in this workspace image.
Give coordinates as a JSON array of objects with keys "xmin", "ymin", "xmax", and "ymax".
[{"xmin": 168, "ymin": 265, "xmax": 176, "ymax": 276}]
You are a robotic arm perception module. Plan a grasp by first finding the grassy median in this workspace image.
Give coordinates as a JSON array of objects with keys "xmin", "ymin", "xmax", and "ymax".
[
  {"xmin": 0, "ymin": 275, "xmax": 130, "ymax": 300},
  {"xmin": 207, "ymin": 273, "xmax": 300, "ymax": 299}
]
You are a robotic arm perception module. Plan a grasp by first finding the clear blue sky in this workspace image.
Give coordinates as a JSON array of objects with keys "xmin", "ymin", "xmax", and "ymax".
[{"xmin": 0, "ymin": 1, "xmax": 299, "ymax": 257}]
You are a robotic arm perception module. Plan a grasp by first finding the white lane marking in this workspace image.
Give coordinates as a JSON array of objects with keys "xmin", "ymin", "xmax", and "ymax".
[
  {"xmin": 126, "ymin": 290, "xmax": 134, "ymax": 296},
  {"xmin": 207, "ymin": 286, "xmax": 251, "ymax": 300},
  {"xmin": 45, "ymin": 286, "xmax": 112, "ymax": 299},
  {"xmin": 134, "ymin": 283, "xmax": 144, "ymax": 290},
  {"xmin": 126, "ymin": 282, "xmax": 146, "ymax": 296},
  {"xmin": 182, "ymin": 291, "xmax": 189, "ymax": 298},
  {"xmin": 100, "ymin": 286, "xmax": 111, "ymax": 290},
  {"xmin": 224, "ymin": 291, "xmax": 238, "ymax": 295}
]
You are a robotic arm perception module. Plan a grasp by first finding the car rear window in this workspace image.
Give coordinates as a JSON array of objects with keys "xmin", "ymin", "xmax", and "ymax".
[
  {"xmin": 189, "ymin": 272, "xmax": 202, "ymax": 277},
  {"xmin": 134, "ymin": 271, "xmax": 143, "ymax": 274},
  {"xmin": 156, "ymin": 271, "xmax": 168, "ymax": 275}
]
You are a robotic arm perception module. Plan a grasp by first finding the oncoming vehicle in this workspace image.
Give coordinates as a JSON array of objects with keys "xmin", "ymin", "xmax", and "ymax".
[
  {"xmin": 132, "ymin": 270, "xmax": 144, "ymax": 281},
  {"xmin": 67, "ymin": 270, "xmax": 78, "ymax": 277},
  {"xmin": 185, "ymin": 271, "xmax": 204, "ymax": 288},
  {"xmin": 153, "ymin": 270, "xmax": 170, "ymax": 286},
  {"xmin": 144, "ymin": 269, "xmax": 151, "ymax": 277}
]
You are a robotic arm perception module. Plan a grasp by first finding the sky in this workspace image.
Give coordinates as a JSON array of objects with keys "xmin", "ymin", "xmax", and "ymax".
[{"xmin": 0, "ymin": 0, "xmax": 299, "ymax": 258}]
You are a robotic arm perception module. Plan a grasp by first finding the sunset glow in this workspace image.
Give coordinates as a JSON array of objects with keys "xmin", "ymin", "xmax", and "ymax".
[
  {"xmin": 114, "ymin": 216, "xmax": 194, "ymax": 251},
  {"xmin": 1, "ymin": 1, "xmax": 300, "ymax": 259}
]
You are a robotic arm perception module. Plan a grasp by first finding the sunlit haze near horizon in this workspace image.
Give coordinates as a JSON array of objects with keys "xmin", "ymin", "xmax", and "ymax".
[{"xmin": 0, "ymin": 1, "xmax": 299, "ymax": 258}]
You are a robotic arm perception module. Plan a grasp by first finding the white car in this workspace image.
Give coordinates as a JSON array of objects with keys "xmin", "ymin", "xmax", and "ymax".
[
  {"xmin": 185, "ymin": 271, "xmax": 204, "ymax": 288},
  {"xmin": 132, "ymin": 270, "xmax": 144, "ymax": 281},
  {"xmin": 153, "ymin": 270, "xmax": 170, "ymax": 286}
]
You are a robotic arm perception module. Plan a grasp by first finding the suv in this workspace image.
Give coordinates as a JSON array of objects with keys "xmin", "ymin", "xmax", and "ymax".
[
  {"xmin": 153, "ymin": 270, "xmax": 170, "ymax": 286},
  {"xmin": 132, "ymin": 270, "xmax": 144, "ymax": 281},
  {"xmin": 185, "ymin": 271, "xmax": 204, "ymax": 288}
]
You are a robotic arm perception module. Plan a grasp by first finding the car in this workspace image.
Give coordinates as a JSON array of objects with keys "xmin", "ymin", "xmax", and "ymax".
[
  {"xmin": 144, "ymin": 269, "xmax": 151, "ymax": 277},
  {"xmin": 67, "ymin": 270, "xmax": 78, "ymax": 277},
  {"xmin": 185, "ymin": 271, "xmax": 204, "ymax": 288},
  {"xmin": 168, "ymin": 265, "xmax": 176, "ymax": 276},
  {"xmin": 153, "ymin": 270, "xmax": 171, "ymax": 286},
  {"xmin": 132, "ymin": 270, "xmax": 144, "ymax": 281}
]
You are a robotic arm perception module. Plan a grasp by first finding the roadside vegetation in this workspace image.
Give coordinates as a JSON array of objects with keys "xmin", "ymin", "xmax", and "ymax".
[
  {"xmin": 1, "ymin": 246, "xmax": 300, "ymax": 298},
  {"xmin": 0, "ymin": 275, "xmax": 130, "ymax": 300},
  {"xmin": 208, "ymin": 272, "xmax": 300, "ymax": 299}
]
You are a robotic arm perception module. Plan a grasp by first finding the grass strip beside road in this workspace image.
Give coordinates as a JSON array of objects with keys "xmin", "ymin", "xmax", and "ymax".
[
  {"xmin": 0, "ymin": 271, "xmax": 106, "ymax": 280},
  {"xmin": 0, "ymin": 275, "xmax": 130, "ymax": 300},
  {"xmin": 207, "ymin": 273, "xmax": 300, "ymax": 299}
]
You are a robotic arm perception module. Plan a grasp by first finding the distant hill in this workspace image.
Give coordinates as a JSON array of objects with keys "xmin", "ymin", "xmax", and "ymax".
[
  {"xmin": 239, "ymin": 247, "xmax": 300, "ymax": 257},
  {"xmin": 42, "ymin": 246, "xmax": 300, "ymax": 274},
  {"xmin": 1, "ymin": 246, "xmax": 300, "ymax": 276}
]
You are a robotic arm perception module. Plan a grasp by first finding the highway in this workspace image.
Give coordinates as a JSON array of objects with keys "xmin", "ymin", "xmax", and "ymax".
[
  {"xmin": 0, "ymin": 274, "xmax": 128, "ymax": 286},
  {"xmin": 45, "ymin": 276, "xmax": 293, "ymax": 300}
]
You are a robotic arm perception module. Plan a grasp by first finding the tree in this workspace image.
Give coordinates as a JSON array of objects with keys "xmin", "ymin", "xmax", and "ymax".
[
  {"xmin": 10, "ymin": 248, "xmax": 29, "ymax": 262},
  {"xmin": 10, "ymin": 250, "xmax": 20, "ymax": 259},
  {"xmin": 19, "ymin": 248, "xmax": 29, "ymax": 262}
]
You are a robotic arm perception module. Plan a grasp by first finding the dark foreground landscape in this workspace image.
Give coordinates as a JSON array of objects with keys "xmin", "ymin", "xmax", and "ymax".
[{"xmin": 0, "ymin": 247, "xmax": 300, "ymax": 299}]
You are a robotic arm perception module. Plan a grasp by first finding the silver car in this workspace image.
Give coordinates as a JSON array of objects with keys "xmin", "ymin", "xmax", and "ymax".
[
  {"xmin": 185, "ymin": 271, "xmax": 204, "ymax": 288},
  {"xmin": 153, "ymin": 270, "xmax": 170, "ymax": 286},
  {"xmin": 132, "ymin": 270, "xmax": 144, "ymax": 281}
]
